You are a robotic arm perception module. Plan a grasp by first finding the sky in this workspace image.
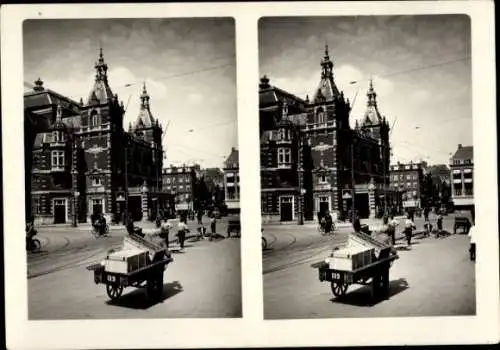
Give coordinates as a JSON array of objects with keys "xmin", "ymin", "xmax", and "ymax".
[
  {"xmin": 259, "ymin": 15, "xmax": 472, "ymax": 166},
  {"xmin": 24, "ymin": 18, "xmax": 237, "ymax": 169}
]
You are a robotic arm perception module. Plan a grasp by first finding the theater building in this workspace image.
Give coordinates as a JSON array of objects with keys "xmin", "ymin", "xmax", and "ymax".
[
  {"xmin": 259, "ymin": 46, "xmax": 392, "ymax": 222},
  {"xmin": 449, "ymin": 144, "xmax": 474, "ymax": 209},
  {"xmin": 26, "ymin": 49, "xmax": 165, "ymax": 225}
]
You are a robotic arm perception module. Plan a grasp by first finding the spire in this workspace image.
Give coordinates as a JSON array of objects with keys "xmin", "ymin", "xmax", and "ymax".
[
  {"xmin": 135, "ymin": 83, "xmax": 156, "ymax": 128},
  {"xmin": 140, "ymin": 81, "xmax": 150, "ymax": 109},
  {"xmin": 320, "ymin": 44, "xmax": 334, "ymax": 80},
  {"xmin": 313, "ymin": 44, "xmax": 339, "ymax": 103},
  {"xmin": 367, "ymin": 77, "xmax": 377, "ymax": 108},
  {"xmin": 94, "ymin": 47, "xmax": 108, "ymax": 82},
  {"xmin": 87, "ymin": 47, "xmax": 114, "ymax": 105},
  {"xmin": 362, "ymin": 78, "xmax": 382, "ymax": 126}
]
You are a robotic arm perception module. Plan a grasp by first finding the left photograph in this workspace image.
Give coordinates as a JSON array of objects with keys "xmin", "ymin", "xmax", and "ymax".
[{"xmin": 23, "ymin": 18, "xmax": 241, "ymax": 319}]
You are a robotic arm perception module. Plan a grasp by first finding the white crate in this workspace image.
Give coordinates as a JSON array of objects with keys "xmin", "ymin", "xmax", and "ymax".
[
  {"xmin": 104, "ymin": 249, "xmax": 148, "ymax": 274},
  {"xmin": 330, "ymin": 246, "xmax": 374, "ymax": 271}
]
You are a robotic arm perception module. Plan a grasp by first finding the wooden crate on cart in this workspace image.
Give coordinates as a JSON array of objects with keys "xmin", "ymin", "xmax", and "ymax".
[{"xmin": 104, "ymin": 249, "xmax": 149, "ymax": 274}]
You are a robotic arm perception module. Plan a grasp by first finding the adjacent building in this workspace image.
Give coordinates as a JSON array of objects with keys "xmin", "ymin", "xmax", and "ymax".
[
  {"xmin": 223, "ymin": 147, "xmax": 240, "ymax": 213},
  {"xmin": 162, "ymin": 164, "xmax": 199, "ymax": 213},
  {"xmin": 449, "ymin": 144, "xmax": 474, "ymax": 208},
  {"xmin": 390, "ymin": 161, "xmax": 425, "ymax": 210},
  {"xmin": 259, "ymin": 45, "xmax": 393, "ymax": 222},
  {"xmin": 26, "ymin": 49, "xmax": 164, "ymax": 225}
]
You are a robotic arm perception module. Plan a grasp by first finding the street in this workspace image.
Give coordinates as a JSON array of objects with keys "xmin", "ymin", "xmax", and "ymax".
[
  {"xmin": 263, "ymin": 214, "xmax": 475, "ymax": 319},
  {"xmin": 28, "ymin": 216, "xmax": 242, "ymax": 319}
]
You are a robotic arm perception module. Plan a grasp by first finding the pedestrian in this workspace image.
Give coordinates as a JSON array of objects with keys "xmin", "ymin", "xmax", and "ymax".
[
  {"xmin": 197, "ymin": 210, "xmax": 203, "ymax": 225},
  {"xmin": 404, "ymin": 213, "xmax": 416, "ymax": 247},
  {"xmin": 160, "ymin": 218, "xmax": 172, "ymax": 248},
  {"xmin": 423, "ymin": 206, "xmax": 430, "ymax": 222},
  {"xmin": 468, "ymin": 224, "xmax": 476, "ymax": 261},
  {"xmin": 324, "ymin": 212, "xmax": 333, "ymax": 235},
  {"xmin": 176, "ymin": 216, "xmax": 189, "ymax": 250},
  {"xmin": 436, "ymin": 213, "xmax": 443, "ymax": 238},
  {"xmin": 388, "ymin": 215, "xmax": 398, "ymax": 246},
  {"xmin": 210, "ymin": 214, "xmax": 217, "ymax": 236},
  {"xmin": 353, "ymin": 216, "xmax": 362, "ymax": 233}
]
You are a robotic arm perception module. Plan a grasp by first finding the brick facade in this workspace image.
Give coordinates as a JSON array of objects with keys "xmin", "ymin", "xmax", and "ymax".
[
  {"xmin": 259, "ymin": 46, "xmax": 392, "ymax": 222},
  {"xmin": 26, "ymin": 50, "xmax": 164, "ymax": 225}
]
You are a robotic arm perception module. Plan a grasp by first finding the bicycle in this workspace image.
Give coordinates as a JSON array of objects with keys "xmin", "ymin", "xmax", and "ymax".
[
  {"xmin": 262, "ymin": 236, "xmax": 268, "ymax": 250},
  {"xmin": 26, "ymin": 237, "xmax": 41, "ymax": 253},
  {"xmin": 91, "ymin": 224, "xmax": 110, "ymax": 238}
]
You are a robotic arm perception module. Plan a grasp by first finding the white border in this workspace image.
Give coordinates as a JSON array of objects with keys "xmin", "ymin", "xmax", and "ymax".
[{"xmin": 2, "ymin": 2, "xmax": 498, "ymax": 348}]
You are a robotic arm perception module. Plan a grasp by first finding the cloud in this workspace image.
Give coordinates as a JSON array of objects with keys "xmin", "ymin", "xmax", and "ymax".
[
  {"xmin": 411, "ymin": 89, "xmax": 430, "ymax": 102},
  {"xmin": 187, "ymin": 92, "xmax": 204, "ymax": 104}
]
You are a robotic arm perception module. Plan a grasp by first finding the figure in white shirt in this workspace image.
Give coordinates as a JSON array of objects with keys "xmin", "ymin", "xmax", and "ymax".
[
  {"xmin": 404, "ymin": 214, "xmax": 416, "ymax": 247},
  {"xmin": 468, "ymin": 225, "xmax": 476, "ymax": 261}
]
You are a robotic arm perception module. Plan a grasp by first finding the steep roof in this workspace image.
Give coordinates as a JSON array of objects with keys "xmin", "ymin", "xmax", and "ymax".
[
  {"xmin": 224, "ymin": 147, "xmax": 239, "ymax": 168},
  {"xmin": 135, "ymin": 83, "xmax": 156, "ymax": 128},
  {"xmin": 312, "ymin": 45, "xmax": 340, "ymax": 103},
  {"xmin": 362, "ymin": 79, "xmax": 383, "ymax": 125},
  {"xmin": 452, "ymin": 145, "xmax": 473, "ymax": 161},
  {"xmin": 87, "ymin": 48, "xmax": 114, "ymax": 105}
]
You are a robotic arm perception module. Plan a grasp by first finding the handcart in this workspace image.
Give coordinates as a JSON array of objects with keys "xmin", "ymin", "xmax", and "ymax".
[
  {"xmin": 313, "ymin": 252, "xmax": 398, "ymax": 299},
  {"xmin": 312, "ymin": 230, "xmax": 399, "ymax": 299},
  {"xmin": 86, "ymin": 233, "xmax": 173, "ymax": 301}
]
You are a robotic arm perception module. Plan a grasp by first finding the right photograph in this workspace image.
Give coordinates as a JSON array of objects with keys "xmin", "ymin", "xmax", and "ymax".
[{"xmin": 259, "ymin": 15, "xmax": 475, "ymax": 319}]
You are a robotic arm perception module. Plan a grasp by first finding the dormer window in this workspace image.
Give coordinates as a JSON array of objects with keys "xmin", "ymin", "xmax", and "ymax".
[
  {"xmin": 316, "ymin": 108, "xmax": 326, "ymax": 124},
  {"xmin": 319, "ymin": 175, "xmax": 327, "ymax": 184},
  {"xmin": 51, "ymin": 150, "xmax": 65, "ymax": 170},
  {"xmin": 92, "ymin": 177, "xmax": 102, "ymax": 186},
  {"xmin": 277, "ymin": 147, "xmax": 292, "ymax": 167},
  {"xmin": 279, "ymin": 128, "xmax": 290, "ymax": 141},
  {"xmin": 90, "ymin": 110, "xmax": 100, "ymax": 127},
  {"xmin": 52, "ymin": 130, "xmax": 65, "ymax": 143}
]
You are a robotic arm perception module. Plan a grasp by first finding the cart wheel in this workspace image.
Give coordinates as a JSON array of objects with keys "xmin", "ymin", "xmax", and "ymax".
[
  {"xmin": 331, "ymin": 280, "xmax": 349, "ymax": 297},
  {"xmin": 31, "ymin": 238, "xmax": 41, "ymax": 253},
  {"xmin": 106, "ymin": 284, "xmax": 123, "ymax": 300}
]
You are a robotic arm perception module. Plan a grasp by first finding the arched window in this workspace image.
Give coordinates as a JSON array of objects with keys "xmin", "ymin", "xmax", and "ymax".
[
  {"xmin": 90, "ymin": 110, "xmax": 100, "ymax": 128},
  {"xmin": 316, "ymin": 108, "xmax": 325, "ymax": 124}
]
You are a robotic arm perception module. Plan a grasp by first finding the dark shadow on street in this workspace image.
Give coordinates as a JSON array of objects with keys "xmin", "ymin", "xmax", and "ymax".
[
  {"xmin": 105, "ymin": 280, "xmax": 183, "ymax": 309},
  {"xmin": 331, "ymin": 278, "xmax": 409, "ymax": 307},
  {"xmin": 395, "ymin": 245, "xmax": 412, "ymax": 251}
]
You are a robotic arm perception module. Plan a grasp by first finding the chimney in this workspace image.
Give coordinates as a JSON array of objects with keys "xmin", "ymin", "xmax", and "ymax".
[{"xmin": 458, "ymin": 144, "xmax": 462, "ymax": 149}]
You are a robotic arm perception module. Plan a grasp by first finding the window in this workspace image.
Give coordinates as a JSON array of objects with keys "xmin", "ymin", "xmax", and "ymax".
[
  {"xmin": 186, "ymin": 185, "xmax": 191, "ymax": 191},
  {"xmin": 412, "ymin": 191, "xmax": 417, "ymax": 197},
  {"xmin": 454, "ymin": 187, "xmax": 462, "ymax": 196},
  {"xmin": 51, "ymin": 150, "xmax": 65, "ymax": 169},
  {"xmin": 317, "ymin": 109, "xmax": 325, "ymax": 124},
  {"xmin": 406, "ymin": 182, "xmax": 411, "ymax": 187},
  {"xmin": 405, "ymin": 165, "xmax": 410, "ymax": 170},
  {"xmin": 92, "ymin": 177, "xmax": 102, "ymax": 186},
  {"xmin": 319, "ymin": 175, "xmax": 327, "ymax": 184},
  {"xmin": 178, "ymin": 177, "xmax": 183, "ymax": 183},
  {"xmin": 90, "ymin": 111, "xmax": 100, "ymax": 127},
  {"xmin": 179, "ymin": 185, "xmax": 184, "ymax": 190},
  {"xmin": 91, "ymin": 198, "xmax": 103, "ymax": 215},
  {"xmin": 277, "ymin": 148, "xmax": 291, "ymax": 166},
  {"xmin": 52, "ymin": 131, "xmax": 64, "ymax": 142},
  {"xmin": 166, "ymin": 178, "xmax": 171, "ymax": 184},
  {"xmin": 33, "ymin": 198, "xmax": 41, "ymax": 215},
  {"xmin": 465, "ymin": 183, "xmax": 473, "ymax": 196},
  {"xmin": 406, "ymin": 174, "xmax": 411, "ymax": 180}
]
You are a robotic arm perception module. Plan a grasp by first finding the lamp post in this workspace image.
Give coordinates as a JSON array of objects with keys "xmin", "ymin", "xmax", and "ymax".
[
  {"xmin": 72, "ymin": 191, "xmax": 79, "ymax": 227},
  {"xmin": 350, "ymin": 139, "xmax": 356, "ymax": 223}
]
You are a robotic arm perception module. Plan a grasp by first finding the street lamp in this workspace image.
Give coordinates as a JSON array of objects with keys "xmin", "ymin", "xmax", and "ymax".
[{"xmin": 72, "ymin": 191, "xmax": 79, "ymax": 227}]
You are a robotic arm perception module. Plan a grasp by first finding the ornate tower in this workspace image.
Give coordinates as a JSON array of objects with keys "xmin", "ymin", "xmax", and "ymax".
[
  {"xmin": 79, "ymin": 48, "xmax": 125, "ymax": 223},
  {"xmin": 132, "ymin": 82, "xmax": 163, "ymax": 191},
  {"xmin": 303, "ymin": 45, "xmax": 351, "ymax": 218},
  {"xmin": 360, "ymin": 79, "xmax": 391, "ymax": 188}
]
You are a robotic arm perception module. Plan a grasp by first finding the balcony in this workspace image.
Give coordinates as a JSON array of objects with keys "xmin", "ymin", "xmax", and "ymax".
[
  {"xmin": 303, "ymin": 121, "xmax": 336, "ymax": 131},
  {"xmin": 50, "ymin": 165, "xmax": 66, "ymax": 173}
]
